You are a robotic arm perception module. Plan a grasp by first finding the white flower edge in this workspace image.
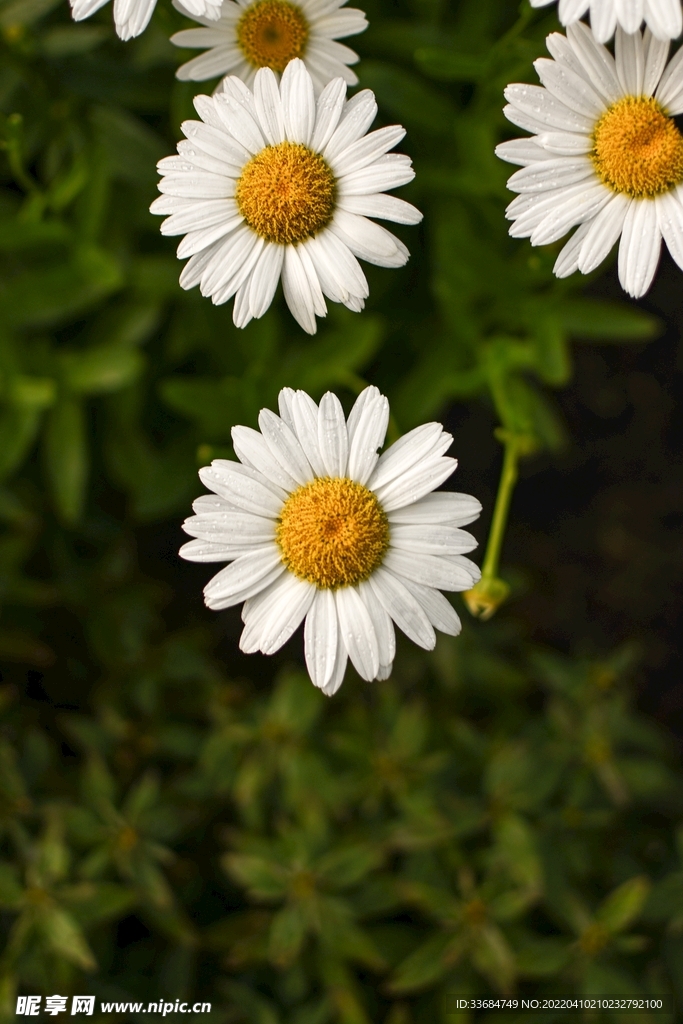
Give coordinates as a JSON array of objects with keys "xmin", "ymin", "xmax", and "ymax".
[
  {"xmin": 180, "ymin": 386, "xmax": 482, "ymax": 694},
  {"xmin": 496, "ymin": 23, "xmax": 683, "ymax": 298},
  {"xmin": 151, "ymin": 59, "xmax": 422, "ymax": 333}
]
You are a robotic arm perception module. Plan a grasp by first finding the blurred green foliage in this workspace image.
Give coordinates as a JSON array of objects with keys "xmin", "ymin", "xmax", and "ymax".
[{"xmin": 0, "ymin": 0, "xmax": 681, "ymax": 1019}]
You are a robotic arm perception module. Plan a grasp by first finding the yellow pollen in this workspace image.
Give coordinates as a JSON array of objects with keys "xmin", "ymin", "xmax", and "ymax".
[
  {"xmin": 236, "ymin": 0, "xmax": 309, "ymax": 73},
  {"xmin": 236, "ymin": 141, "xmax": 336, "ymax": 244},
  {"xmin": 592, "ymin": 95, "xmax": 683, "ymax": 198},
  {"xmin": 276, "ymin": 477, "xmax": 390, "ymax": 589}
]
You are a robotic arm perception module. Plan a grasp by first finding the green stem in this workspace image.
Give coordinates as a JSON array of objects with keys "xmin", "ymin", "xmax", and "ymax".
[{"xmin": 480, "ymin": 434, "xmax": 521, "ymax": 582}]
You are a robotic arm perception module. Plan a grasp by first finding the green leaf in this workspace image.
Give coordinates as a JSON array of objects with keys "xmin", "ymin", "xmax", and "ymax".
[
  {"xmin": 0, "ymin": 406, "xmax": 42, "ymax": 481},
  {"xmin": 516, "ymin": 937, "xmax": 572, "ymax": 977},
  {"xmin": 0, "ymin": 864, "xmax": 23, "ymax": 908},
  {"xmin": 223, "ymin": 854, "xmax": 288, "ymax": 901},
  {"xmin": 268, "ymin": 903, "xmax": 307, "ymax": 966},
  {"xmin": 316, "ymin": 846, "xmax": 381, "ymax": 890},
  {"xmin": 558, "ymin": 300, "xmax": 660, "ymax": 341},
  {"xmin": 595, "ymin": 876, "xmax": 650, "ymax": 935},
  {"xmin": 40, "ymin": 907, "xmax": 97, "ymax": 971},
  {"xmin": 414, "ymin": 47, "xmax": 488, "ymax": 81},
  {"xmin": 388, "ymin": 932, "xmax": 457, "ymax": 993},
  {"xmin": 44, "ymin": 397, "xmax": 88, "ymax": 524}
]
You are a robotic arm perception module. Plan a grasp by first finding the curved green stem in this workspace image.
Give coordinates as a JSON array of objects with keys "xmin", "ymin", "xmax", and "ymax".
[{"xmin": 465, "ymin": 431, "xmax": 525, "ymax": 620}]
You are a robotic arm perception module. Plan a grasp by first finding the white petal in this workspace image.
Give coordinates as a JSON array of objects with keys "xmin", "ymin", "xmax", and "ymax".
[
  {"xmin": 279, "ymin": 393, "xmax": 325, "ymax": 479},
  {"xmin": 203, "ymin": 546, "xmax": 285, "ymax": 609},
  {"xmin": 387, "ymin": 491, "xmax": 482, "ymax": 528},
  {"xmin": 175, "ymin": 47, "xmax": 245, "ymax": 82},
  {"xmin": 337, "ymin": 192, "xmax": 422, "ymax": 224},
  {"xmin": 304, "ymin": 231, "xmax": 369, "ymax": 303},
  {"xmin": 577, "ymin": 192, "xmax": 631, "ymax": 273},
  {"xmin": 618, "ymin": 199, "xmax": 662, "ymax": 296},
  {"xmin": 644, "ymin": 0, "xmax": 682, "ymax": 39},
  {"xmin": 281, "ymin": 244, "xmax": 325, "ymax": 334},
  {"xmin": 253, "ymin": 67, "xmax": 286, "ymax": 145},
  {"xmin": 506, "ymin": 157, "xmax": 594, "ymax": 194},
  {"xmin": 566, "ymin": 21, "xmax": 621, "ymax": 99},
  {"xmin": 258, "ymin": 408, "xmax": 314, "ymax": 485},
  {"xmin": 214, "ymin": 82, "xmax": 266, "ymax": 154},
  {"xmin": 176, "ymin": 215, "xmax": 243, "ymax": 258},
  {"xmin": 357, "ymin": 579, "xmax": 395, "ymax": 668},
  {"xmin": 281, "ymin": 58, "xmax": 316, "ymax": 145},
  {"xmin": 533, "ymin": 58, "xmax": 605, "ymax": 117},
  {"xmin": 376, "ymin": 458, "xmax": 459, "ymax": 512},
  {"xmin": 390, "ymin": 524, "xmax": 478, "ymax": 557},
  {"xmin": 655, "ymin": 40, "xmax": 683, "ymax": 112},
  {"xmin": 231, "ymin": 425, "xmax": 299, "ymax": 491},
  {"xmin": 182, "ymin": 507, "xmax": 276, "ymax": 544},
  {"xmin": 180, "ymin": 537, "xmax": 261, "ymax": 562},
  {"xmin": 656, "ymin": 189, "xmax": 683, "ymax": 269},
  {"xmin": 397, "ymin": 578, "xmax": 462, "ymax": 636},
  {"xmin": 305, "ymin": 589, "xmax": 339, "ymax": 689},
  {"xmin": 338, "ymin": 154, "xmax": 415, "ymax": 195},
  {"xmin": 199, "ymin": 460, "xmax": 285, "ymax": 516},
  {"xmin": 503, "ymin": 83, "xmax": 595, "ymax": 133},
  {"xmin": 318, "ymin": 392, "xmax": 349, "ymax": 476},
  {"xmin": 367, "ymin": 567, "xmax": 435, "ymax": 649},
  {"xmin": 335, "ymin": 587, "xmax": 379, "ymax": 681},
  {"xmin": 330, "ymin": 211, "xmax": 409, "ymax": 269},
  {"xmin": 535, "ymin": 131, "xmax": 593, "ymax": 155},
  {"xmin": 529, "ymin": 181, "xmax": 612, "ymax": 246},
  {"xmin": 495, "ymin": 138, "xmax": 558, "ymax": 166},
  {"xmin": 323, "ymin": 89, "xmax": 378, "ymax": 163},
  {"xmin": 321, "ymin": 626, "xmax": 348, "ymax": 695},
  {"xmin": 369, "ymin": 423, "xmax": 448, "ymax": 492},
  {"xmin": 240, "ymin": 573, "xmax": 314, "ymax": 654},
  {"xmin": 615, "ymin": 0, "xmax": 644, "ymax": 34},
  {"xmin": 346, "ymin": 388, "xmax": 389, "ymax": 485},
  {"xmin": 310, "ymin": 77, "xmax": 347, "ymax": 152},
  {"xmin": 615, "ymin": 24, "xmax": 645, "ymax": 94},
  {"xmin": 383, "ymin": 548, "xmax": 479, "ymax": 592},
  {"xmin": 182, "ymin": 118, "xmax": 250, "ymax": 168},
  {"xmin": 247, "ymin": 243, "xmax": 285, "ymax": 319},
  {"xmin": 589, "ymin": 0, "xmax": 618, "ymax": 42},
  {"xmin": 642, "ymin": 28, "xmax": 669, "ymax": 94},
  {"xmin": 328, "ymin": 125, "xmax": 407, "ymax": 177},
  {"xmin": 553, "ymin": 219, "xmax": 593, "ymax": 277},
  {"xmin": 558, "ymin": 0, "xmax": 591, "ymax": 21}
]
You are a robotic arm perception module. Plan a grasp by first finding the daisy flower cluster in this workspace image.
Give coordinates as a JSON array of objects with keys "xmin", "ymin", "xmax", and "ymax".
[
  {"xmin": 498, "ymin": 22, "xmax": 683, "ymax": 297},
  {"xmin": 151, "ymin": 59, "xmax": 421, "ymax": 334},
  {"xmin": 181, "ymin": 387, "xmax": 481, "ymax": 694}
]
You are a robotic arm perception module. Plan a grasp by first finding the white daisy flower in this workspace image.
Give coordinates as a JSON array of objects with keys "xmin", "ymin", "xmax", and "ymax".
[
  {"xmin": 151, "ymin": 59, "xmax": 421, "ymax": 333},
  {"xmin": 497, "ymin": 23, "xmax": 683, "ymax": 298},
  {"xmin": 180, "ymin": 386, "xmax": 482, "ymax": 695},
  {"xmin": 70, "ymin": 0, "xmax": 221, "ymax": 41},
  {"xmin": 530, "ymin": 0, "xmax": 682, "ymax": 43},
  {"xmin": 171, "ymin": 0, "xmax": 368, "ymax": 92}
]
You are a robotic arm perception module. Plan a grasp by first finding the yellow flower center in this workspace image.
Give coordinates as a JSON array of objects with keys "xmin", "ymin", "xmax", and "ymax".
[
  {"xmin": 592, "ymin": 96, "xmax": 683, "ymax": 198},
  {"xmin": 276, "ymin": 477, "xmax": 390, "ymax": 589},
  {"xmin": 236, "ymin": 142, "xmax": 336, "ymax": 245},
  {"xmin": 236, "ymin": 0, "xmax": 309, "ymax": 73}
]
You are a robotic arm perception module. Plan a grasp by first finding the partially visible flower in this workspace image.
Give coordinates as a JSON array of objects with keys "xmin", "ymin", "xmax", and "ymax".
[
  {"xmin": 497, "ymin": 24, "xmax": 683, "ymax": 298},
  {"xmin": 530, "ymin": 0, "xmax": 682, "ymax": 43},
  {"xmin": 171, "ymin": 0, "xmax": 367, "ymax": 92},
  {"xmin": 70, "ymin": 0, "xmax": 221, "ymax": 41},
  {"xmin": 180, "ymin": 386, "xmax": 481, "ymax": 694},
  {"xmin": 151, "ymin": 59, "xmax": 421, "ymax": 333}
]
